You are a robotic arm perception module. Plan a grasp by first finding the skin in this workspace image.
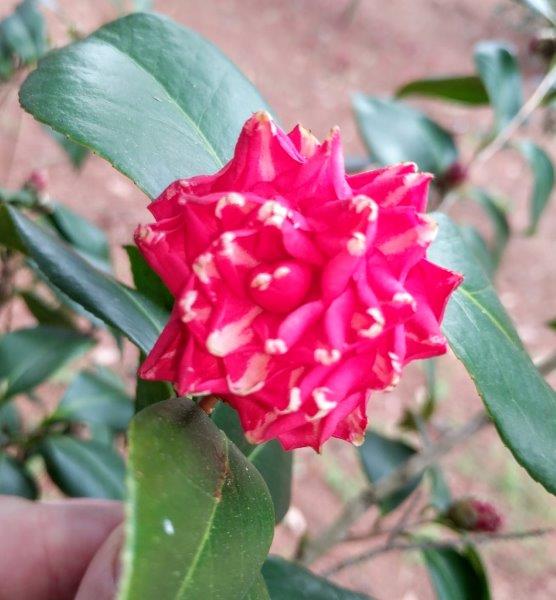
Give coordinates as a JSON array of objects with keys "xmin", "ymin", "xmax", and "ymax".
[{"xmin": 0, "ymin": 496, "xmax": 123, "ymax": 600}]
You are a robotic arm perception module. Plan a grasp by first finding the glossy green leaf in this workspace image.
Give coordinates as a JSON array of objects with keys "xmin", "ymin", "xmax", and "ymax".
[
  {"xmin": 430, "ymin": 213, "xmax": 556, "ymax": 493},
  {"xmin": 517, "ymin": 141, "xmax": 555, "ymax": 234},
  {"xmin": 262, "ymin": 556, "xmax": 371, "ymax": 599},
  {"xmin": 358, "ymin": 430, "xmax": 422, "ymax": 514},
  {"xmin": 45, "ymin": 127, "xmax": 89, "ymax": 168},
  {"xmin": 422, "ymin": 545, "xmax": 490, "ymax": 600},
  {"xmin": 0, "ymin": 0, "xmax": 47, "ymax": 81},
  {"xmin": 474, "ymin": 42, "xmax": 523, "ymax": 131},
  {"xmin": 52, "ymin": 369, "xmax": 133, "ymax": 431},
  {"xmin": 0, "ymin": 454, "xmax": 38, "ymax": 499},
  {"xmin": 212, "ymin": 402, "xmax": 292, "ymax": 523},
  {"xmin": 20, "ymin": 12, "xmax": 270, "ymax": 198},
  {"xmin": 521, "ymin": 0, "xmax": 556, "ymax": 23},
  {"xmin": 47, "ymin": 203, "xmax": 111, "ymax": 271},
  {"xmin": 245, "ymin": 575, "xmax": 271, "ymax": 600},
  {"xmin": 119, "ymin": 398, "xmax": 274, "ymax": 600},
  {"xmin": 0, "ymin": 402, "xmax": 22, "ymax": 440},
  {"xmin": 459, "ymin": 226, "xmax": 495, "ymax": 278},
  {"xmin": 352, "ymin": 94, "xmax": 458, "ymax": 176},
  {"xmin": 396, "ymin": 76, "xmax": 488, "ymax": 105},
  {"xmin": 0, "ymin": 204, "xmax": 168, "ymax": 354},
  {"xmin": 0, "ymin": 326, "xmax": 92, "ymax": 402},
  {"xmin": 469, "ymin": 188, "xmax": 510, "ymax": 267},
  {"xmin": 39, "ymin": 435, "xmax": 125, "ymax": 499},
  {"xmin": 20, "ymin": 290, "xmax": 76, "ymax": 328},
  {"xmin": 125, "ymin": 245, "xmax": 173, "ymax": 311}
]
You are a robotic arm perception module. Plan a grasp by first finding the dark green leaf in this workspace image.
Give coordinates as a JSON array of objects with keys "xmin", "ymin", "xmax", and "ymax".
[
  {"xmin": 45, "ymin": 127, "xmax": 89, "ymax": 168},
  {"xmin": 52, "ymin": 369, "xmax": 133, "ymax": 431},
  {"xmin": 422, "ymin": 545, "xmax": 490, "ymax": 600},
  {"xmin": 20, "ymin": 12, "xmax": 270, "ymax": 198},
  {"xmin": 396, "ymin": 76, "xmax": 489, "ymax": 105},
  {"xmin": 245, "ymin": 575, "xmax": 271, "ymax": 600},
  {"xmin": 46, "ymin": 203, "xmax": 111, "ymax": 272},
  {"xmin": 119, "ymin": 398, "xmax": 274, "ymax": 600},
  {"xmin": 0, "ymin": 326, "xmax": 92, "ymax": 402},
  {"xmin": 125, "ymin": 245, "xmax": 173, "ymax": 311},
  {"xmin": 20, "ymin": 290, "xmax": 76, "ymax": 328},
  {"xmin": 135, "ymin": 351, "xmax": 174, "ymax": 412},
  {"xmin": 516, "ymin": 141, "xmax": 555, "ymax": 234},
  {"xmin": 262, "ymin": 556, "xmax": 371, "ymax": 599},
  {"xmin": 0, "ymin": 402, "xmax": 22, "ymax": 440},
  {"xmin": 352, "ymin": 94, "xmax": 458, "ymax": 176},
  {"xmin": 0, "ymin": 454, "xmax": 38, "ymax": 499},
  {"xmin": 428, "ymin": 466, "xmax": 452, "ymax": 512},
  {"xmin": 474, "ymin": 42, "xmax": 523, "ymax": 131},
  {"xmin": 358, "ymin": 430, "xmax": 422, "ymax": 514},
  {"xmin": 469, "ymin": 188, "xmax": 510, "ymax": 267},
  {"xmin": 0, "ymin": 0, "xmax": 47, "ymax": 81},
  {"xmin": 430, "ymin": 214, "xmax": 556, "ymax": 493},
  {"xmin": 212, "ymin": 402, "xmax": 292, "ymax": 523},
  {"xmin": 548, "ymin": 318, "xmax": 556, "ymax": 330},
  {"xmin": 459, "ymin": 226, "xmax": 495, "ymax": 278},
  {"xmin": 39, "ymin": 435, "xmax": 125, "ymax": 499},
  {"xmin": 0, "ymin": 204, "xmax": 168, "ymax": 354}
]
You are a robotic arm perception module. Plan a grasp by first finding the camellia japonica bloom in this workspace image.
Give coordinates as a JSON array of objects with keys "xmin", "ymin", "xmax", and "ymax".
[{"xmin": 135, "ymin": 112, "xmax": 462, "ymax": 451}]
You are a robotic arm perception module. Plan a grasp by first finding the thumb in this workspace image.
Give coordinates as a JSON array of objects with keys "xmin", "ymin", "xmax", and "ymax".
[{"xmin": 75, "ymin": 524, "xmax": 123, "ymax": 600}]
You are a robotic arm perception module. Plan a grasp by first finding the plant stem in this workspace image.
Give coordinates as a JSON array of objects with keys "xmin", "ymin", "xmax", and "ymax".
[
  {"xmin": 299, "ymin": 411, "xmax": 490, "ymax": 564},
  {"xmin": 323, "ymin": 528, "xmax": 554, "ymax": 576},
  {"xmin": 469, "ymin": 65, "xmax": 556, "ymax": 171}
]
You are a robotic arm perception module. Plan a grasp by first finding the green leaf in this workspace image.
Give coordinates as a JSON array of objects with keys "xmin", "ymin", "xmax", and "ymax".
[
  {"xmin": 396, "ymin": 76, "xmax": 489, "ymax": 105},
  {"xmin": 0, "ymin": 454, "xmax": 38, "ymax": 499},
  {"xmin": 52, "ymin": 369, "xmax": 133, "ymax": 431},
  {"xmin": 39, "ymin": 435, "xmax": 125, "ymax": 499},
  {"xmin": 45, "ymin": 127, "xmax": 89, "ymax": 168},
  {"xmin": 212, "ymin": 402, "xmax": 292, "ymax": 523},
  {"xmin": 0, "ymin": 326, "xmax": 92, "ymax": 402},
  {"xmin": 20, "ymin": 12, "xmax": 270, "ymax": 198},
  {"xmin": 245, "ymin": 575, "xmax": 271, "ymax": 600},
  {"xmin": 0, "ymin": 402, "xmax": 22, "ymax": 440},
  {"xmin": 468, "ymin": 188, "xmax": 510, "ymax": 267},
  {"xmin": 516, "ymin": 141, "xmax": 555, "ymax": 234},
  {"xmin": 0, "ymin": 0, "xmax": 47, "ymax": 81},
  {"xmin": 262, "ymin": 556, "xmax": 371, "ymax": 599},
  {"xmin": 474, "ymin": 42, "xmax": 523, "ymax": 131},
  {"xmin": 352, "ymin": 94, "xmax": 458, "ymax": 176},
  {"xmin": 20, "ymin": 290, "xmax": 76, "ymax": 328},
  {"xmin": 125, "ymin": 245, "xmax": 173, "ymax": 311},
  {"xmin": 459, "ymin": 226, "xmax": 495, "ymax": 278},
  {"xmin": 428, "ymin": 466, "xmax": 452, "ymax": 512},
  {"xmin": 46, "ymin": 203, "xmax": 111, "ymax": 272},
  {"xmin": 422, "ymin": 545, "xmax": 490, "ymax": 600},
  {"xmin": 0, "ymin": 204, "xmax": 168, "ymax": 354},
  {"xmin": 430, "ymin": 213, "xmax": 556, "ymax": 494},
  {"xmin": 520, "ymin": 0, "xmax": 556, "ymax": 24},
  {"xmin": 118, "ymin": 398, "xmax": 274, "ymax": 600},
  {"xmin": 358, "ymin": 430, "xmax": 422, "ymax": 514}
]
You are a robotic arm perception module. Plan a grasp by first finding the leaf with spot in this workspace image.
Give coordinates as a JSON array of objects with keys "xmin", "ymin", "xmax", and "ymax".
[
  {"xmin": 119, "ymin": 398, "xmax": 274, "ymax": 600},
  {"xmin": 430, "ymin": 213, "xmax": 556, "ymax": 494},
  {"xmin": 19, "ymin": 12, "xmax": 270, "ymax": 198},
  {"xmin": 212, "ymin": 402, "xmax": 292, "ymax": 523}
]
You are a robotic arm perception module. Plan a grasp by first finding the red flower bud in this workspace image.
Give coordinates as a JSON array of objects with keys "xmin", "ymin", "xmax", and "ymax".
[
  {"xmin": 24, "ymin": 169, "xmax": 49, "ymax": 194},
  {"xmin": 445, "ymin": 497, "xmax": 503, "ymax": 533}
]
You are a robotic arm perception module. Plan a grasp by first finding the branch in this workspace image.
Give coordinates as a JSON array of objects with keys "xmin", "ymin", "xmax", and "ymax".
[
  {"xmin": 299, "ymin": 411, "xmax": 490, "ymax": 564},
  {"xmin": 469, "ymin": 65, "xmax": 556, "ymax": 171},
  {"xmin": 323, "ymin": 528, "xmax": 554, "ymax": 576}
]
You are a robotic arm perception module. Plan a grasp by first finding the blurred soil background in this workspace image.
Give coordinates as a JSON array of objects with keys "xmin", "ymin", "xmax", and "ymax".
[{"xmin": 1, "ymin": 0, "xmax": 555, "ymax": 597}]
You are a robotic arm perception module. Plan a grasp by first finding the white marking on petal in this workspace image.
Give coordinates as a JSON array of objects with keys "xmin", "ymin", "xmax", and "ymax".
[
  {"xmin": 273, "ymin": 266, "xmax": 291, "ymax": 279},
  {"xmin": 418, "ymin": 215, "xmax": 438, "ymax": 244},
  {"xmin": 278, "ymin": 386, "xmax": 302, "ymax": 414},
  {"xmin": 308, "ymin": 387, "xmax": 337, "ymax": 421},
  {"xmin": 179, "ymin": 290, "xmax": 198, "ymax": 323},
  {"xmin": 358, "ymin": 307, "xmax": 385, "ymax": 339},
  {"xmin": 193, "ymin": 252, "xmax": 217, "ymax": 283},
  {"xmin": 265, "ymin": 338, "xmax": 288, "ymax": 355},
  {"xmin": 215, "ymin": 192, "xmax": 246, "ymax": 218},
  {"xmin": 206, "ymin": 308, "xmax": 261, "ymax": 357},
  {"xmin": 136, "ymin": 225, "xmax": 163, "ymax": 244},
  {"xmin": 392, "ymin": 291, "xmax": 417, "ymax": 310},
  {"xmin": 347, "ymin": 232, "xmax": 367, "ymax": 256},
  {"xmin": 352, "ymin": 194, "xmax": 379, "ymax": 221},
  {"xmin": 257, "ymin": 200, "xmax": 289, "ymax": 227},
  {"xmin": 226, "ymin": 352, "xmax": 270, "ymax": 396},
  {"xmin": 218, "ymin": 232, "xmax": 258, "ymax": 266},
  {"xmin": 314, "ymin": 348, "xmax": 341, "ymax": 365},
  {"xmin": 251, "ymin": 272, "xmax": 272, "ymax": 291}
]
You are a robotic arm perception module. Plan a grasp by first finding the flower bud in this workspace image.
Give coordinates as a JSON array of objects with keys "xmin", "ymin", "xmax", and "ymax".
[{"xmin": 445, "ymin": 497, "xmax": 503, "ymax": 533}]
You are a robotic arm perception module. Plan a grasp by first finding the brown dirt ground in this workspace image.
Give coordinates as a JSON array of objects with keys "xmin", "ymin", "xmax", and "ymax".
[{"xmin": 1, "ymin": 0, "xmax": 555, "ymax": 598}]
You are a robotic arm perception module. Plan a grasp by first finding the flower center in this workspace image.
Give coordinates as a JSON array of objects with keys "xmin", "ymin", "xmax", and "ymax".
[{"xmin": 249, "ymin": 260, "xmax": 312, "ymax": 313}]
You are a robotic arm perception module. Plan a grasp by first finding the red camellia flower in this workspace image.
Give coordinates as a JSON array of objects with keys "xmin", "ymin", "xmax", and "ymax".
[{"xmin": 135, "ymin": 112, "xmax": 462, "ymax": 450}]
